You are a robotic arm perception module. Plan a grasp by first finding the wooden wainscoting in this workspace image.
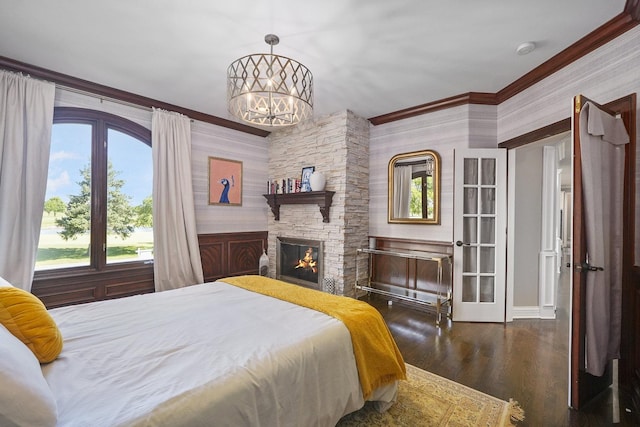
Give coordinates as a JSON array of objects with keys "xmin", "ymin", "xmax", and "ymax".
[
  {"xmin": 198, "ymin": 231, "xmax": 268, "ymax": 283},
  {"xmin": 32, "ymin": 263, "xmax": 155, "ymax": 309},
  {"xmin": 32, "ymin": 231, "xmax": 268, "ymax": 308},
  {"xmin": 370, "ymin": 236, "xmax": 454, "ymax": 299},
  {"xmin": 374, "ymin": 236, "xmax": 454, "ymax": 255}
]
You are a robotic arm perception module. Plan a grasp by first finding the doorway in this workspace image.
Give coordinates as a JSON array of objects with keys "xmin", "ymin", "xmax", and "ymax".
[
  {"xmin": 501, "ymin": 92, "xmax": 637, "ymax": 419},
  {"xmin": 507, "ymin": 132, "xmax": 571, "ymax": 321}
]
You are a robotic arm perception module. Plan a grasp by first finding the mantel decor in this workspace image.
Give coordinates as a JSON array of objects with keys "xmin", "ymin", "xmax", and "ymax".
[
  {"xmin": 309, "ymin": 171, "xmax": 326, "ymax": 191},
  {"xmin": 301, "ymin": 166, "xmax": 314, "ymax": 192},
  {"xmin": 263, "ymin": 191, "xmax": 335, "ymax": 223}
]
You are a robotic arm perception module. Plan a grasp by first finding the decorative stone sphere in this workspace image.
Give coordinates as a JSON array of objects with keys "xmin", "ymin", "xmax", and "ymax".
[{"xmin": 309, "ymin": 171, "xmax": 326, "ymax": 191}]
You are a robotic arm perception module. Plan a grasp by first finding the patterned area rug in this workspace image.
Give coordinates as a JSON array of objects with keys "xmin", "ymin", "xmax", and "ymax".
[{"xmin": 337, "ymin": 364, "xmax": 525, "ymax": 427}]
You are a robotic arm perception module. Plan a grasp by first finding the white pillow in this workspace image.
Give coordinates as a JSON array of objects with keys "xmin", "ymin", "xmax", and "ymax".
[
  {"xmin": 0, "ymin": 323, "xmax": 58, "ymax": 427},
  {"xmin": 0, "ymin": 276, "xmax": 13, "ymax": 287}
]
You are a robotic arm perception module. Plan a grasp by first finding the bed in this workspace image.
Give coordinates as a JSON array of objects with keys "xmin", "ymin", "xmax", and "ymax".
[{"xmin": 0, "ymin": 275, "xmax": 405, "ymax": 426}]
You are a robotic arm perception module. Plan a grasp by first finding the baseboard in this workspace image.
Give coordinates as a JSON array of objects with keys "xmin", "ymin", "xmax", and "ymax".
[
  {"xmin": 512, "ymin": 306, "xmax": 541, "ymax": 319},
  {"xmin": 539, "ymin": 305, "xmax": 557, "ymax": 319}
]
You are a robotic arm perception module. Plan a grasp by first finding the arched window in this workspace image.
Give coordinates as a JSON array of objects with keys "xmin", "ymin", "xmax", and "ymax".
[{"xmin": 36, "ymin": 108, "xmax": 153, "ymax": 273}]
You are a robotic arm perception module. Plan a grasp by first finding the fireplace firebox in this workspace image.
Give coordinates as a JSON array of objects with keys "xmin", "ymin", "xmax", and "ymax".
[{"xmin": 276, "ymin": 237, "xmax": 323, "ymax": 290}]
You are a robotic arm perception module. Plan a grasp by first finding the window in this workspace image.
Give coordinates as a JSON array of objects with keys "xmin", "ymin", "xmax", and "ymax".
[
  {"xmin": 36, "ymin": 108, "xmax": 153, "ymax": 272},
  {"xmin": 410, "ymin": 171, "xmax": 434, "ymax": 219}
]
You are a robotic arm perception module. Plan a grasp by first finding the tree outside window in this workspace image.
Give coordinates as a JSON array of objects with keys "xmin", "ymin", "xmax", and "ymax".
[{"xmin": 36, "ymin": 108, "xmax": 153, "ymax": 270}]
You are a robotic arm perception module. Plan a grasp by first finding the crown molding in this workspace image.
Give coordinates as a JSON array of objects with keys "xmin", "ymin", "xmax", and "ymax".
[
  {"xmin": 2, "ymin": 3, "xmax": 638, "ymax": 133},
  {"xmin": 369, "ymin": 6, "xmax": 639, "ymax": 125},
  {"xmin": 497, "ymin": 12, "xmax": 638, "ymax": 103},
  {"xmin": 0, "ymin": 56, "xmax": 270, "ymax": 138},
  {"xmin": 369, "ymin": 92, "xmax": 498, "ymax": 126}
]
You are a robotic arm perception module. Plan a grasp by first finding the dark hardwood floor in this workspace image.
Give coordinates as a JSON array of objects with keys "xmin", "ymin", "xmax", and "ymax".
[{"xmin": 362, "ymin": 267, "xmax": 635, "ymax": 426}]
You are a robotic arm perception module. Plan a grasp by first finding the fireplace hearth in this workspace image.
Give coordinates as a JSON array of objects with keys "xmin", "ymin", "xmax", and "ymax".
[{"xmin": 276, "ymin": 237, "xmax": 323, "ymax": 290}]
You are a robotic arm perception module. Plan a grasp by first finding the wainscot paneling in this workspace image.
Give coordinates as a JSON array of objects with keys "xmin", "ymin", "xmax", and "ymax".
[
  {"xmin": 32, "ymin": 264, "xmax": 155, "ymax": 309},
  {"xmin": 33, "ymin": 231, "xmax": 268, "ymax": 308},
  {"xmin": 370, "ymin": 236, "xmax": 453, "ymax": 297},
  {"xmin": 198, "ymin": 231, "xmax": 268, "ymax": 283},
  {"xmin": 374, "ymin": 236, "xmax": 454, "ymax": 255}
]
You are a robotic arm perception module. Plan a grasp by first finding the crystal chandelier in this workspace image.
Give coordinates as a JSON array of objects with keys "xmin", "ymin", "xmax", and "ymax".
[{"xmin": 227, "ymin": 34, "xmax": 313, "ymax": 127}]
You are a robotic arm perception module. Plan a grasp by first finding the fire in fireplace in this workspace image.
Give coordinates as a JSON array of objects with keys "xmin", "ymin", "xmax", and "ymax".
[{"xmin": 276, "ymin": 237, "xmax": 323, "ymax": 289}]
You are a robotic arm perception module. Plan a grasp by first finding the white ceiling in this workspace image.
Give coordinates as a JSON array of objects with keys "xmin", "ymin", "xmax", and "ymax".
[{"xmin": 0, "ymin": 0, "xmax": 627, "ymax": 127}]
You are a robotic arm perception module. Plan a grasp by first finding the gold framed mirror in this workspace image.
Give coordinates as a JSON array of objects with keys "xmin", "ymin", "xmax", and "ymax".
[{"xmin": 388, "ymin": 149, "xmax": 440, "ymax": 224}]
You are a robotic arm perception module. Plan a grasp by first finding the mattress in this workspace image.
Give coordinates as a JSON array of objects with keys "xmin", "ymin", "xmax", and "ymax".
[{"xmin": 42, "ymin": 281, "xmax": 397, "ymax": 426}]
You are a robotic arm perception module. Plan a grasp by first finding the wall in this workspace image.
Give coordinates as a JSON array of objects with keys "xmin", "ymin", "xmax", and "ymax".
[
  {"xmin": 500, "ymin": 25, "xmax": 640, "ymax": 269},
  {"xmin": 55, "ymin": 89, "xmax": 152, "ymax": 131},
  {"xmin": 498, "ymin": 26, "xmax": 640, "ymax": 142},
  {"xmin": 190, "ymin": 122, "xmax": 268, "ymax": 234},
  {"xmin": 369, "ymin": 103, "xmax": 497, "ymax": 243},
  {"xmin": 510, "ymin": 132, "xmax": 572, "ymax": 309},
  {"xmin": 511, "ymin": 142, "xmax": 544, "ymax": 306},
  {"xmin": 266, "ymin": 110, "xmax": 369, "ymax": 295},
  {"xmin": 51, "ymin": 24, "xmax": 640, "ymax": 311},
  {"xmin": 54, "ymin": 89, "xmax": 269, "ymax": 236},
  {"xmin": 368, "ymin": 25, "xmax": 640, "ymax": 313}
]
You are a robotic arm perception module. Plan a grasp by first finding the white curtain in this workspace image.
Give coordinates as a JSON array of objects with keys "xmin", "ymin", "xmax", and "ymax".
[
  {"xmin": 152, "ymin": 108, "xmax": 204, "ymax": 292},
  {"xmin": 0, "ymin": 71, "xmax": 55, "ymax": 291},
  {"xmin": 393, "ymin": 165, "xmax": 412, "ymax": 218},
  {"xmin": 579, "ymin": 101, "xmax": 628, "ymax": 376}
]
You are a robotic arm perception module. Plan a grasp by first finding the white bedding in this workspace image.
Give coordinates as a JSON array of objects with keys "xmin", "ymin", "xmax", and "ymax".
[{"xmin": 43, "ymin": 281, "xmax": 396, "ymax": 426}]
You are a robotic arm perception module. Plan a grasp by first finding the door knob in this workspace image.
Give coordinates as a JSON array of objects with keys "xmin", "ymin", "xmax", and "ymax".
[
  {"xmin": 574, "ymin": 262, "xmax": 604, "ymax": 272},
  {"xmin": 455, "ymin": 241, "xmax": 469, "ymax": 247}
]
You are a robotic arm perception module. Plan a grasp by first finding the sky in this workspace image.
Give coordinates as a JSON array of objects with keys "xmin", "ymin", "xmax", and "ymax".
[{"xmin": 46, "ymin": 123, "xmax": 152, "ymax": 206}]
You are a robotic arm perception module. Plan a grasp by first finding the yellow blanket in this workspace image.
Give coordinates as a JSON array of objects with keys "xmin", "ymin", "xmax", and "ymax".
[{"xmin": 220, "ymin": 275, "xmax": 406, "ymax": 399}]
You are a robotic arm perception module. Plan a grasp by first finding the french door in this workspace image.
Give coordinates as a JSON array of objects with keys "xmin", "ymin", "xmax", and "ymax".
[{"xmin": 453, "ymin": 149, "xmax": 507, "ymax": 322}]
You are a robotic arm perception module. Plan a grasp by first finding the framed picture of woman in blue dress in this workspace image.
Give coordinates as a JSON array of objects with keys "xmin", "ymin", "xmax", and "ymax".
[{"xmin": 209, "ymin": 157, "xmax": 242, "ymax": 206}]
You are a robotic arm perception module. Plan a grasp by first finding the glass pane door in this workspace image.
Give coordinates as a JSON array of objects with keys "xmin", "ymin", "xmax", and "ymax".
[{"xmin": 454, "ymin": 149, "xmax": 506, "ymax": 322}]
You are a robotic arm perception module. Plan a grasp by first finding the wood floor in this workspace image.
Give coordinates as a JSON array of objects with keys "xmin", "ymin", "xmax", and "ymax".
[{"xmin": 362, "ymin": 268, "xmax": 636, "ymax": 426}]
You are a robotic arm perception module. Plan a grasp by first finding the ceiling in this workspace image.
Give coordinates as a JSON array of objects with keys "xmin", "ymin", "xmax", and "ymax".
[{"xmin": 0, "ymin": 1, "xmax": 627, "ymax": 128}]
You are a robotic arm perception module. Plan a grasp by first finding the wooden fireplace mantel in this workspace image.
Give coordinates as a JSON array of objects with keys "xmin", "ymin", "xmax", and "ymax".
[{"xmin": 263, "ymin": 191, "xmax": 335, "ymax": 223}]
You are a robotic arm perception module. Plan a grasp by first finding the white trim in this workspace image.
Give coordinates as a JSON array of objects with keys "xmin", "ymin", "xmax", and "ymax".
[
  {"xmin": 538, "ymin": 252, "xmax": 558, "ymax": 319},
  {"xmin": 538, "ymin": 146, "xmax": 558, "ymax": 319},
  {"xmin": 453, "ymin": 148, "xmax": 507, "ymax": 322},
  {"xmin": 512, "ymin": 306, "xmax": 542, "ymax": 319},
  {"xmin": 506, "ymin": 150, "xmax": 516, "ymax": 322}
]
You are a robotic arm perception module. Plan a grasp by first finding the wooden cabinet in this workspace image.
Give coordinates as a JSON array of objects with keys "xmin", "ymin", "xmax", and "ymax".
[{"xmin": 198, "ymin": 231, "xmax": 268, "ymax": 283}]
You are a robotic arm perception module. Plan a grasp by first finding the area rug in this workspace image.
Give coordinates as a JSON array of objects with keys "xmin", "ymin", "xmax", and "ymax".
[{"xmin": 337, "ymin": 364, "xmax": 524, "ymax": 426}]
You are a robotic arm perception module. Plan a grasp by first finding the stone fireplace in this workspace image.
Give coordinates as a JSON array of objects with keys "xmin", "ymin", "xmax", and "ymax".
[
  {"xmin": 276, "ymin": 237, "xmax": 323, "ymax": 290},
  {"xmin": 265, "ymin": 110, "xmax": 370, "ymax": 296}
]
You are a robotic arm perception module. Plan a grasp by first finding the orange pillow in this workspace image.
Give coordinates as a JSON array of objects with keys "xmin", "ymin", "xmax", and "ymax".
[{"xmin": 0, "ymin": 287, "xmax": 63, "ymax": 363}]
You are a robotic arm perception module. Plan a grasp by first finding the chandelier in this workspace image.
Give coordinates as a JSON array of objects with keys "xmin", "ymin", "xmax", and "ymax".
[{"xmin": 227, "ymin": 34, "xmax": 313, "ymax": 127}]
